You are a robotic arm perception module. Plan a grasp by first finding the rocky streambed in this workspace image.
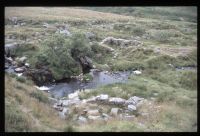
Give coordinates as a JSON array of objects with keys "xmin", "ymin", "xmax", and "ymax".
[{"xmin": 50, "ymin": 92, "xmax": 147, "ymax": 123}]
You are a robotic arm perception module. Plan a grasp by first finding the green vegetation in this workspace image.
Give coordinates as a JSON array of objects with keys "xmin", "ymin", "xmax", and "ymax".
[
  {"xmin": 30, "ymin": 91, "xmax": 49, "ymax": 103},
  {"xmin": 35, "ymin": 34, "xmax": 93, "ymax": 80},
  {"xmin": 84, "ymin": 7, "xmax": 197, "ymax": 22}
]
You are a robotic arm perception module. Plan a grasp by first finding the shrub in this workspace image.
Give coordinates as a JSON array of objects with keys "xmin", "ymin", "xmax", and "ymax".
[{"xmin": 36, "ymin": 33, "xmax": 93, "ymax": 80}]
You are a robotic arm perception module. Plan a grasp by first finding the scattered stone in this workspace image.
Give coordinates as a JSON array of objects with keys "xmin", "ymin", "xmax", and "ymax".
[
  {"xmin": 102, "ymin": 113, "xmax": 110, "ymax": 118},
  {"xmin": 78, "ymin": 116, "xmax": 87, "ymax": 124},
  {"xmin": 96, "ymin": 94, "xmax": 109, "ymax": 102},
  {"xmin": 17, "ymin": 73, "xmax": 23, "ymax": 77},
  {"xmin": 25, "ymin": 63, "xmax": 30, "ymax": 68},
  {"xmin": 128, "ymin": 105, "xmax": 137, "ymax": 111},
  {"xmin": 43, "ymin": 22, "xmax": 49, "ymax": 28},
  {"xmin": 128, "ymin": 96, "xmax": 144, "ymax": 104},
  {"xmin": 34, "ymin": 86, "xmax": 50, "ymax": 91},
  {"xmin": 87, "ymin": 109, "xmax": 100, "ymax": 116},
  {"xmin": 109, "ymin": 97, "xmax": 126, "ymax": 105},
  {"xmin": 100, "ymin": 37, "xmax": 143, "ymax": 47},
  {"xmin": 5, "ymin": 43, "xmax": 19, "ymax": 57},
  {"xmin": 18, "ymin": 56, "xmax": 27, "ymax": 63},
  {"xmin": 68, "ymin": 91, "xmax": 79, "ymax": 100},
  {"xmin": 5, "ymin": 64, "xmax": 9, "ymax": 69},
  {"xmin": 133, "ymin": 70, "xmax": 142, "ymax": 75},
  {"xmin": 110, "ymin": 108, "xmax": 119, "ymax": 117},
  {"xmin": 5, "ymin": 57, "xmax": 13, "ymax": 63},
  {"xmin": 14, "ymin": 67, "xmax": 25, "ymax": 73},
  {"xmin": 88, "ymin": 115, "xmax": 102, "ymax": 121},
  {"xmin": 125, "ymin": 99, "xmax": 136, "ymax": 106}
]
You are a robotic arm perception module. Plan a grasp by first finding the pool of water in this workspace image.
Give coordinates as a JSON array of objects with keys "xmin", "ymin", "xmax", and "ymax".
[{"xmin": 48, "ymin": 70, "xmax": 131, "ymax": 98}]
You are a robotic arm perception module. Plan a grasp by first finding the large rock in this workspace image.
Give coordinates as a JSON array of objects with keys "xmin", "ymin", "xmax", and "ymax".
[
  {"xmin": 85, "ymin": 96, "xmax": 96, "ymax": 103},
  {"xmin": 5, "ymin": 43, "xmax": 19, "ymax": 57},
  {"xmin": 96, "ymin": 94, "xmax": 109, "ymax": 102},
  {"xmin": 110, "ymin": 108, "xmax": 119, "ymax": 117},
  {"xmin": 100, "ymin": 37, "xmax": 143, "ymax": 47},
  {"xmin": 87, "ymin": 109, "xmax": 100, "ymax": 116},
  {"xmin": 14, "ymin": 67, "xmax": 25, "ymax": 73},
  {"xmin": 133, "ymin": 70, "xmax": 142, "ymax": 75},
  {"xmin": 128, "ymin": 96, "xmax": 144, "ymax": 104},
  {"xmin": 88, "ymin": 115, "xmax": 103, "ymax": 121},
  {"xmin": 128, "ymin": 105, "xmax": 137, "ymax": 111},
  {"xmin": 5, "ymin": 57, "xmax": 13, "ymax": 64},
  {"xmin": 79, "ymin": 56, "xmax": 94, "ymax": 73},
  {"xmin": 125, "ymin": 99, "xmax": 136, "ymax": 106},
  {"xmin": 68, "ymin": 91, "xmax": 79, "ymax": 100},
  {"xmin": 108, "ymin": 97, "xmax": 126, "ymax": 105},
  {"xmin": 18, "ymin": 56, "xmax": 27, "ymax": 63}
]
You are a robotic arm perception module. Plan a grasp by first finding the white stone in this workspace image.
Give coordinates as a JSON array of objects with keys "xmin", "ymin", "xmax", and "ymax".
[
  {"xmin": 125, "ymin": 100, "xmax": 136, "ymax": 106},
  {"xmin": 110, "ymin": 108, "xmax": 119, "ymax": 116},
  {"xmin": 19, "ymin": 56, "xmax": 27, "ymax": 63},
  {"xmin": 109, "ymin": 97, "xmax": 126, "ymax": 105},
  {"xmin": 96, "ymin": 94, "xmax": 109, "ymax": 101},
  {"xmin": 128, "ymin": 96, "xmax": 144, "ymax": 104},
  {"xmin": 133, "ymin": 70, "xmax": 142, "ymax": 75},
  {"xmin": 34, "ymin": 86, "xmax": 50, "ymax": 91},
  {"xmin": 14, "ymin": 67, "xmax": 24, "ymax": 73},
  {"xmin": 25, "ymin": 63, "xmax": 30, "ymax": 67},
  {"xmin": 128, "ymin": 105, "xmax": 137, "ymax": 111},
  {"xmin": 87, "ymin": 109, "xmax": 100, "ymax": 116},
  {"xmin": 68, "ymin": 91, "xmax": 79, "ymax": 100},
  {"xmin": 88, "ymin": 115, "xmax": 102, "ymax": 121},
  {"xmin": 17, "ymin": 73, "xmax": 23, "ymax": 77}
]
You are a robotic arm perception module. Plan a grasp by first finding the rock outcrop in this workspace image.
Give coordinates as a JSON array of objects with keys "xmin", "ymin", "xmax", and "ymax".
[{"xmin": 100, "ymin": 37, "xmax": 143, "ymax": 47}]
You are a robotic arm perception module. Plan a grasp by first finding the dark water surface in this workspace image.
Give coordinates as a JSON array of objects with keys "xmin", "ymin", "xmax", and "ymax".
[{"xmin": 48, "ymin": 69, "xmax": 131, "ymax": 98}]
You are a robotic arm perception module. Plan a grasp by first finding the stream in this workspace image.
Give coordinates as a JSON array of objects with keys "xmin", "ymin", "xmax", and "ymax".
[
  {"xmin": 45, "ymin": 70, "xmax": 131, "ymax": 98},
  {"xmin": 5, "ymin": 62, "xmax": 197, "ymax": 98}
]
